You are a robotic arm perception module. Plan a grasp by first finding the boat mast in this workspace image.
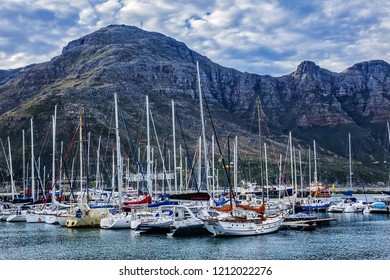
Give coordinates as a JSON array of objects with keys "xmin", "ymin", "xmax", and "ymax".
[
  {"xmin": 79, "ymin": 111, "xmax": 83, "ymax": 196},
  {"xmin": 126, "ymin": 157, "xmax": 130, "ymax": 190},
  {"xmin": 293, "ymin": 146, "xmax": 298, "ymax": 197},
  {"xmin": 234, "ymin": 136, "xmax": 238, "ymax": 195},
  {"xmin": 152, "ymin": 150, "xmax": 156, "ymax": 197},
  {"xmin": 172, "ymin": 100, "xmax": 177, "ymax": 193},
  {"xmin": 111, "ymin": 149, "xmax": 115, "ymax": 192},
  {"xmin": 71, "ymin": 157, "xmax": 75, "ymax": 193},
  {"xmin": 197, "ymin": 61, "xmax": 209, "ymax": 192},
  {"xmin": 388, "ymin": 122, "xmax": 390, "ymax": 185},
  {"xmin": 289, "ymin": 132, "xmax": 294, "ymax": 197},
  {"xmin": 96, "ymin": 136, "xmax": 101, "ymax": 192},
  {"xmin": 114, "ymin": 93, "xmax": 122, "ymax": 204},
  {"xmin": 180, "ymin": 145, "xmax": 183, "ymax": 193},
  {"xmin": 212, "ymin": 135, "xmax": 215, "ymax": 197},
  {"xmin": 137, "ymin": 147, "xmax": 140, "ymax": 192},
  {"xmin": 59, "ymin": 141, "xmax": 63, "ymax": 194},
  {"xmin": 43, "ymin": 166, "xmax": 46, "ymax": 196},
  {"xmin": 198, "ymin": 136, "xmax": 202, "ymax": 191},
  {"xmin": 313, "ymin": 140, "xmax": 318, "ymax": 185},
  {"xmin": 51, "ymin": 105, "xmax": 57, "ymax": 206},
  {"xmin": 264, "ymin": 142, "xmax": 269, "ymax": 202},
  {"xmin": 22, "ymin": 130, "xmax": 26, "ymax": 199},
  {"xmin": 308, "ymin": 146, "xmax": 311, "ymax": 196},
  {"xmin": 228, "ymin": 135, "xmax": 233, "ymax": 211},
  {"xmin": 146, "ymin": 96, "xmax": 152, "ymax": 195},
  {"xmin": 31, "ymin": 118, "xmax": 35, "ymax": 201},
  {"xmin": 348, "ymin": 133, "xmax": 352, "ymax": 190},
  {"xmin": 257, "ymin": 97, "xmax": 264, "ymax": 204},
  {"xmin": 7, "ymin": 137, "xmax": 15, "ymax": 200},
  {"xmin": 387, "ymin": 122, "xmax": 390, "ymax": 145},
  {"xmin": 299, "ymin": 151, "xmax": 303, "ymax": 198},
  {"xmin": 87, "ymin": 132, "xmax": 91, "ymax": 193},
  {"xmin": 278, "ymin": 154, "xmax": 282, "ymax": 201}
]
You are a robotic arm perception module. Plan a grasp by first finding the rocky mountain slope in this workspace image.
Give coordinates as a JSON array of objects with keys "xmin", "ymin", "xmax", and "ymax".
[{"xmin": 0, "ymin": 24, "xmax": 389, "ymax": 184}]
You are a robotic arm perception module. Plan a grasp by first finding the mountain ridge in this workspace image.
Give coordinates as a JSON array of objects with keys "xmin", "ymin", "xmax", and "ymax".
[{"xmin": 0, "ymin": 24, "xmax": 389, "ymax": 184}]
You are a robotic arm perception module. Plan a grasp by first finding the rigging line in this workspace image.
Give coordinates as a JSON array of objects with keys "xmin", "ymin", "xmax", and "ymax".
[
  {"xmin": 202, "ymin": 88, "xmax": 234, "ymax": 201},
  {"xmin": 0, "ymin": 138, "xmax": 12, "ymax": 178},
  {"xmin": 0, "ymin": 165, "xmax": 5, "ymax": 182},
  {"xmin": 259, "ymin": 98, "xmax": 278, "ymax": 160},
  {"xmin": 118, "ymin": 101, "xmax": 148, "ymax": 193},
  {"xmin": 149, "ymin": 109, "xmax": 171, "ymax": 192},
  {"xmin": 102, "ymin": 103, "xmax": 115, "ymax": 166},
  {"xmin": 282, "ymin": 134, "xmax": 293, "ymax": 202},
  {"xmin": 185, "ymin": 144, "xmax": 199, "ymax": 192},
  {"xmin": 351, "ymin": 136, "xmax": 368, "ymax": 203},
  {"xmin": 59, "ymin": 156, "xmax": 77, "ymax": 202},
  {"xmin": 37, "ymin": 117, "xmax": 52, "ymax": 160},
  {"xmin": 134, "ymin": 102, "xmax": 146, "ymax": 159},
  {"xmin": 175, "ymin": 109, "xmax": 199, "ymax": 191},
  {"xmin": 43, "ymin": 123, "xmax": 80, "ymax": 207}
]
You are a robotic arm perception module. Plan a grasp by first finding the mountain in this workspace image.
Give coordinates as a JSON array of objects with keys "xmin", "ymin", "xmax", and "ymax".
[{"xmin": 0, "ymin": 24, "xmax": 389, "ymax": 185}]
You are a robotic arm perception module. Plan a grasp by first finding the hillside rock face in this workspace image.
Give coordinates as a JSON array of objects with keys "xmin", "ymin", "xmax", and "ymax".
[{"xmin": 0, "ymin": 24, "xmax": 389, "ymax": 167}]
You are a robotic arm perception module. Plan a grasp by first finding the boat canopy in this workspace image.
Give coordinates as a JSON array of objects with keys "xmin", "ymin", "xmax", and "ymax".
[{"xmin": 169, "ymin": 192, "xmax": 210, "ymax": 201}]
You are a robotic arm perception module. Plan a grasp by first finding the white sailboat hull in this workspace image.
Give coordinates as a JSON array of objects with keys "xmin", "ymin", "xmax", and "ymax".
[
  {"xmin": 0, "ymin": 213, "xmax": 11, "ymax": 221},
  {"xmin": 25, "ymin": 213, "xmax": 47, "ymax": 223},
  {"xmin": 203, "ymin": 216, "xmax": 283, "ymax": 236},
  {"xmin": 7, "ymin": 214, "xmax": 27, "ymax": 222},
  {"xmin": 100, "ymin": 216, "xmax": 132, "ymax": 229},
  {"xmin": 56, "ymin": 216, "xmax": 69, "ymax": 226}
]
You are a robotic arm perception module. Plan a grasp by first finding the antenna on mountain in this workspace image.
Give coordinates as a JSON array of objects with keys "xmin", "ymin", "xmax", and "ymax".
[{"xmin": 140, "ymin": 20, "xmax": 143, "ymax": 30}]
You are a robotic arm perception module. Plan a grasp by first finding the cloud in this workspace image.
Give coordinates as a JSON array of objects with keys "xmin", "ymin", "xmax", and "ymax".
[{"xmin": 0, "ymin": 0, "xmax": 390, "ymax": 76}]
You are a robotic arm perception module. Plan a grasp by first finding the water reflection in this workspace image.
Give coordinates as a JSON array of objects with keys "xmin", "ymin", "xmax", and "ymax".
[{"xmin": 1, "ymin": 210, "xmax": 390, "ymax": 260}]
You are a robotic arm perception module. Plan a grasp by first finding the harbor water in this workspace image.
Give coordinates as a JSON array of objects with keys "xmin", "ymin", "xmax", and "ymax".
[{"xmin": 1, "ymin": 195, "xmax": 390, "ymax": 260}]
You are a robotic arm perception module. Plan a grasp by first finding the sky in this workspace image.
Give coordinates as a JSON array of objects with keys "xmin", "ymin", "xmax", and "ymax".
[{"xmin": 0, "ymin": 0, "xmax": 390, "ymax": 76}]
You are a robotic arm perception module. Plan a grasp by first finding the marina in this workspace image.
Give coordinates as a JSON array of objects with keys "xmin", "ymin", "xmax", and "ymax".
[
  {"xmin": 1, "ymin": 194, "xmax": 390, "ymax": 260},
  {"xmin": 0, "ymin": 33, "xmax": 389, "ymax": 264}
]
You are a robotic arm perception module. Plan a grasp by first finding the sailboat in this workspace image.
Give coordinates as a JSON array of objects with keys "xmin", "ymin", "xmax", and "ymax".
[
  {"xmin": 65, "ymin": 111, "xmax": 110, "ymax": 228},
  {"xmin": 202, "ymin": 96, "xmax": 284, "ymax": 236},
  {"xmin": 296, "ymin": 140, "xmax": 331, "ymax": 212},
  {"xmin": 7, "ymin": 120, "xmax": 38, "ymax": 223},
  {"xmin": 327, "ymin": 133, "xmax": 364, "ymax": 213},
  {"xmin": 364, "ymin": 123, "xmax": 390, "ymax": 214},
  {"xmin": 202, "ymin": 206, "xmax": 284, "ymax": 236},
  {"xmin": 0, "ymin": 135, "xmax": 25, "ymax": 222}
]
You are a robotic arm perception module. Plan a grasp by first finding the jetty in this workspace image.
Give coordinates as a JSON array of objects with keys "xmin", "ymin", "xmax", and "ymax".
[{"xmin": 281, "ymin": 217, "xmax": 337, "ymax": 231}]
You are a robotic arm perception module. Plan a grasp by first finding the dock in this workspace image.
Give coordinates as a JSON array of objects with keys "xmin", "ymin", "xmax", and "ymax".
[
  {"xmin": 280, "ymin": 217, "xmax": 336, "ymax": 231},
  {"xmin": 280, "ymin": 221, "xmax": 317, "ymax": 231},
  {"xmin": 288, "ymin": 217, "xmax": 337, "ymax": 226}
]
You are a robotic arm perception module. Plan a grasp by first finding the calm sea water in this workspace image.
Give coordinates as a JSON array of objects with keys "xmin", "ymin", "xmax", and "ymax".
[{"xmin": 1, "ymin": 195, "xmax": 390, "ymax": 260}]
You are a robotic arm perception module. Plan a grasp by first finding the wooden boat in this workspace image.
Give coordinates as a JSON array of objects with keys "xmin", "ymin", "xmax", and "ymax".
[{"xmin": 202, "ymin": 209, "xmax": 284, "ymax": 237}]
